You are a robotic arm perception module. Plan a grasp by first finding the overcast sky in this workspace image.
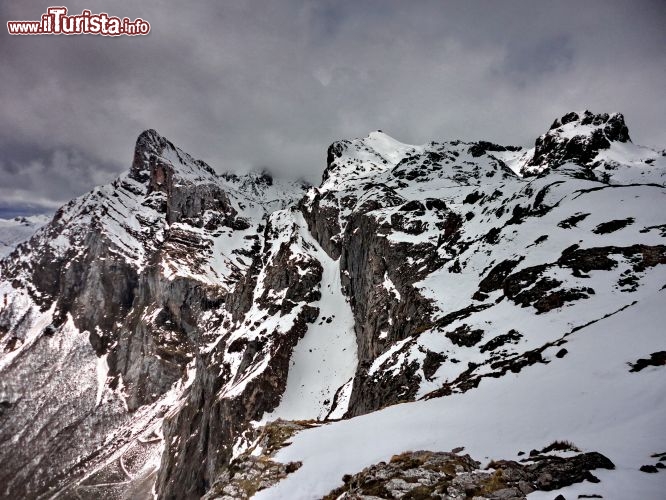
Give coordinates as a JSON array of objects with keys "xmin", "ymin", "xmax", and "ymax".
[{"xmin": 1, "ymin": 0, "xmax": 665, "ymax": 216}]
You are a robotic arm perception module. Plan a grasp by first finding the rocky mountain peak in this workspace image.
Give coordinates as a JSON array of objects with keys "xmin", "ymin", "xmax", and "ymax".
[
  {"xmin": 321, "ymin": 131, "xmax": 421, "ymax": 191},
  {"xmin": 130, "ymin": 129, "xmax": 170, "ymax": 182},
  {"xmin": 525, "ymin": 110, "xmax": 631, "ymax": 174},
  {"xmin": 130, "ymin": 129, "xmax": 217, "ymax": 185},
  {"xmin": 548, "ymin": 110, "xmax": 629, "ymax": 138}
]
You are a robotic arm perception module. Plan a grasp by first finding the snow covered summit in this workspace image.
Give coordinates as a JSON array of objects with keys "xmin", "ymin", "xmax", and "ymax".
[{"xmin": 524, "ymin": 110, "xmax": 629, "ymax": 174}]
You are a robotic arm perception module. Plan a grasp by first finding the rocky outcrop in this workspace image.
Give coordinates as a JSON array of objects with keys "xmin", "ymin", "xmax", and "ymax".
[
  {"xmin": 525, "ymin": 111, "xmax": 630, "ymax": 174},
  {"xmin": 300, "ymin": 190, "xmax": 342, "ymax": 259},
  {"xmin": 322, "ymin": 448, "xmax": 614, "ymax": 500},
  {"xmin": 201, "ymin": 420, "xmax": 315, "ymax": 500}
]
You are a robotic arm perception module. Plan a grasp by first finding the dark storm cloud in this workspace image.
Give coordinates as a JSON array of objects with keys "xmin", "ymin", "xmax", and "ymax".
[
  {"xmin": 499, "ymin": 35, "xmax": 575, "ymax": 82},
  {"xmin": 0, "ymin": 141, "xmax": 121, "ymax": 211},
  {"xmin": 1, "ymin": 0, "xmax": 665, "ymax": 214}
]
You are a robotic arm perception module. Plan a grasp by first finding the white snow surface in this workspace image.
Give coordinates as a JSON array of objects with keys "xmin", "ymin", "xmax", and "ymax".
[{"xmin": 256, "ymin": 290, "xmax": 666, "ymax": 500}]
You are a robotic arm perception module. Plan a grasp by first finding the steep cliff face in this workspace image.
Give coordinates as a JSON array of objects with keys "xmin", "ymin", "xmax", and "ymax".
[
  {"xmin": 2, "ymin": 130, "xmax": 245, "ymax": 414},
  {"xmin": 157, "ymin": 209, "xmax": 325, "ymax": 499},
  {"xmin": 1, "ymin": 111, "xmax": 665, "ymax": 500}
]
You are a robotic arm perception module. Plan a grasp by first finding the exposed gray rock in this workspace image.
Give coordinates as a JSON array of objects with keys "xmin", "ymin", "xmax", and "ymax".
[{"xmin": 322, "ymin": 449, "xmax": 614, "ymax": 500}]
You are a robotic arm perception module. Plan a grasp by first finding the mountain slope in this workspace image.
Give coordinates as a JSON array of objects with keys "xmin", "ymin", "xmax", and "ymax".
[
  {"xmin": 248, "ymin": 114, "xmax": 666, "ymax": 499},
  {"xmin": 0, "ymin": 111, "xmax": 664, "ymax": 499}
]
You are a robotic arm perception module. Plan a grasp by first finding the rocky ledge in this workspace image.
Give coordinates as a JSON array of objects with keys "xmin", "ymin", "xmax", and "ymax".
[{"xmin": 322, "ymin": 445, "xmax": 614, "ymax": 500}]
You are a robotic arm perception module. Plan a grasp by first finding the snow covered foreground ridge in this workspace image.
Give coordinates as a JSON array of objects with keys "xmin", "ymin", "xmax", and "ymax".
[{"xmin": 0, "ymin": 110, "xmax": 664, "ymax": 500}]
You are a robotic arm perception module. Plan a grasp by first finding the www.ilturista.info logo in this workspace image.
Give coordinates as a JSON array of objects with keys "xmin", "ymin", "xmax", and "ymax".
[{"xmin": 7, "ymin": 6, "xmax": 150, "ymax": 36}]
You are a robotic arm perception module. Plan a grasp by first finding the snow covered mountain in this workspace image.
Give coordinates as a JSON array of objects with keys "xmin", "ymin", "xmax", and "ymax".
[
  {"xmin": 0, "ymin": 111, "xmax": 664, "ymax": 500},
  {"xmin": 0, "ymin": 214, "xmax": 50, "ymax": 258}
]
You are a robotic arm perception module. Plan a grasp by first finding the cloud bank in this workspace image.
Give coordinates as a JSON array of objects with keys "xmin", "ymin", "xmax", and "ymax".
[{"xmin": 1, "ymin": 0, "xmax": 664, "ymax": 214}]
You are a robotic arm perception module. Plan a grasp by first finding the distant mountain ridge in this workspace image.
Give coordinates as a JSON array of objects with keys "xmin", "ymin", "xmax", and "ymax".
[
  {"xmin": 0, "ymin": 215, "xmax": 50, "ymax": 258},
  {"xmin": 0, "ymin": 111, "xmax": 664, "ymax": 499}
]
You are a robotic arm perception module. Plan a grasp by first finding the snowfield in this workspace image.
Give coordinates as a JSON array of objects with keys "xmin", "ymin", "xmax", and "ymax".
[
  {"xmin": 263, "ymin": 212, "xmax": 358, "ymax": 421},
  {"xmin": 257, "ymin": 289, "xmax": 666, "ymax": 499}
]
